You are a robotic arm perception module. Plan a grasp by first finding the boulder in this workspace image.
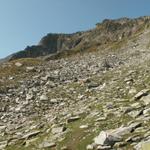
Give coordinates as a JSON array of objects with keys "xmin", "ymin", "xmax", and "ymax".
[{"xmin": 94, "ymin": 131, "xmax": 122, "ymax": 146}]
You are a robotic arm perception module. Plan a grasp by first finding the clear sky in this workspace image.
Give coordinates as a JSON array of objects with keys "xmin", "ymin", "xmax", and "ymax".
[{"xmin": 0, "ymin": 0, "xmax": 150, "ymax": 58}]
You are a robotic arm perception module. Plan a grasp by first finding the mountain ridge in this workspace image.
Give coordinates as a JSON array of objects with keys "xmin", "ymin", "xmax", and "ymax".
[{"xmin": 4, "ymin": 16, "xmax": 150, "ymax": 61}]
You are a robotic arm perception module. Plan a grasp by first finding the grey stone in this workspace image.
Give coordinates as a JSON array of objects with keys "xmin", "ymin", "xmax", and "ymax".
[
  {"xmin": 40, "ymin": 94, "xmax": 48, "ymax": 101},
  {"xmin": 87, "ymin": 144, "xmax": 94, "ymax": 150},
  {"xmin": 39, "ymin": 141, "xmax": 56, "ymax": 149},
  {"xmin": 134, "ymin": 89, "xmax": 150, "ymax": 100},
  {"xmin": 96, "ymin": 117, "xmax": 107, "ymax": 121},
  {"xmin": 22, "ymin": 131, "xmax": 41, "ymax": 140},
  {"xmin": 94, "ymin": 131, "xmax": 122, "ymax": 146},
  {"xmin": 67, "ymin": 116, "xmax": 81, "ymax": 123},
  {"xmin": 128, "ymin": 110, "xmax": 143, "ymax": 118},
  {"xmin": 50, "ymin": 99, "xmax": 58, "ymax": 104},
  {"xmin": 0, "ymin": 126, "xmax": 6, "ymax": 132},
  {"xmin": 134, "ymin": 139, "xmax": 150, "ymax": 150},
  {"xmin": 0, "ymin": 141, "xmax": 7, "ymax": 149},
  {"xmin": 110, "ymin": 122, "xmax": 142, "ymax": 137},
  {"xmin": 26, "ymin": 94, "xmax": 33, "ymax": 100},
  {"xmin": 15, "ymin": 62, "xmax": 22, "ymax": 67},
  {"xmin": 114, "ymin": 141, "xmax": 127, "ymax": 148},
  {"xmin": 51, "ymin": 126, "xmax": 66, "ymax": 134},
  {"xmin": 143, "ymin": 108, "xmax": 150, "ymax": 115},
  {"xmin": 96, "ymin": 145, "xmax": 111, "ymax": 149},
  {"xmin": 80, "ymin": 125, "xmax": 89, "ymax": 129},
  {"xmin": 26, "ymin": 66, "xmax": 35, "ymax": 71},
  {"xmin": 129, "ymin": 88, "xmax": 137, "ymax": 95}
]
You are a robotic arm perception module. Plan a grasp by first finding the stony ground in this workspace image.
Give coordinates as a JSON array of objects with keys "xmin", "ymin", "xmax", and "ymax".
[{"xmin": 0, "ymin": 29, "xmax": 150, "ymax": 150}]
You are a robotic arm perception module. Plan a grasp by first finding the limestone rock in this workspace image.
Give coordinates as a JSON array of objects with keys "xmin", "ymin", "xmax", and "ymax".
[{"xmin": 22, "ymin": 131, "xmax": 41, "ymax": 140}]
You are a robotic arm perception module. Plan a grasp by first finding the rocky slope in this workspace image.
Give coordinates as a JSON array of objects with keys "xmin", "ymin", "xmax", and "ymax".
[{"xmin": 1, "ymin": 16, "xmax": 150, "ymax": 150}]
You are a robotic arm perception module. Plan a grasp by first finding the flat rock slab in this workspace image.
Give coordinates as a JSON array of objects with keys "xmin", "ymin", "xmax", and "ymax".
[
  {"xmin": 39, "ymin": 141, "xmax": 56, "ymax": 149},
  {"xmin": 21, "ymin": 130, "xmax": 41, "ymax": 140},
  {"xmin": 134, "ymin": 89, "xmax": 150, "ymax": 100},
  {"xmin": 67, "ymin": 116, "xmax": 81, "ymax": 123}
]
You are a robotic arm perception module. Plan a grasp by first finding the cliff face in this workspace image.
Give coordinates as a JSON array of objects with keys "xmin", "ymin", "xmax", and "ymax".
[{"xmin": 8, "ymin": 16, "xmax": 150, "ymax": 61}]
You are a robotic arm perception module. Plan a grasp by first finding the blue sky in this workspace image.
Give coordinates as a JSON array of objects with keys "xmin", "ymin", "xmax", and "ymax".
[{"xmin": 0, "ymin": 0, "xmax": 150, "ymax": 58}]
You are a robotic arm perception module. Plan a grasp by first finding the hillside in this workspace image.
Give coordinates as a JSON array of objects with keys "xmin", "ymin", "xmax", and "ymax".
[{"xmin": 0, "ymin": 16, "xmax": 150, "ymax": 150}]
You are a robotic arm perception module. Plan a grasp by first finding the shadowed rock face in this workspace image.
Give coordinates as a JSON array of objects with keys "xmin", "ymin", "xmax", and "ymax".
[
  {"xmin": 38, "ymin": 33, "xmax": 82, "ymax": 52},
  {"xmin": 7, "ymin": 16, "xmax": 150, "ymax": 61}
]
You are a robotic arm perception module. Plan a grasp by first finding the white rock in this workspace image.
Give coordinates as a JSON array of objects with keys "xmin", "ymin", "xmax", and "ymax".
[
  {"xmin": 26, "ymin": 94, "xmax": 33, "ymax": 100},
  {"xmin": 50, "ymin": 99, "xmax": 58, "ymax": 104},
  {"xmin": 51, "ymin": 127, "xmax": 66, "ymax": 134},
  {"xmin": 67, "ymin": 116, "xmax": 81, "ymax": 123},
  {"xmin": 143, "ymin": 108, "xmax": 150, "ymax": 115},
  {"xmin": 80, "ymin": 125, "xmax": 88, "ymax": 129},
  {"xmin": 141, "ymin": 94, "xmax": 150, "ymax": 105},
  {"xmin": 94, "ymin": 131, "xmax": 122, "ymax": 146},
  {"xmin": 129, "ymin": 88, "xmax": 137, "ymax": 94},
  {"xmin": 134, "ymin": 89, "xmax": 149, "ymax": 100},
  {"xmin": 9, "ymin": 76, "xmax": 14, "ymax": 80},
  {"xmin": 86, "ymin": 144, "xmax": 94, "ymax": 150},
  {"xmin": 15, "ymin": 62, "xmax": 22, "ymax": 67},
  {"xmin": 26, "ymin": 66, "xmax": 35, "ymax": 71},
  {"xmin": 0, "ymin": 141, "xmax": 7, "ymax": 149},
  {"xmin": 40, "ymin": 95, "xmax": 48, "ymax": 101},
  {"xmin": 39, "ymin": 141, "xmax": 56, "ymax": 149}
]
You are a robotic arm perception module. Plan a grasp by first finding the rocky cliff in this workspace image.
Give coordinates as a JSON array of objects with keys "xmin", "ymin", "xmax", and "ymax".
[{"xmin": 8, "ymin": 16, "xmax": 150, "ymax": 61}]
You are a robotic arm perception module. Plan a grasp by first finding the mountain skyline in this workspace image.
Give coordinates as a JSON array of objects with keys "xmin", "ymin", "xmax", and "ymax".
[{"xmin": 1, "ymin": 0, "xmax": 150, "ymax": 58}]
